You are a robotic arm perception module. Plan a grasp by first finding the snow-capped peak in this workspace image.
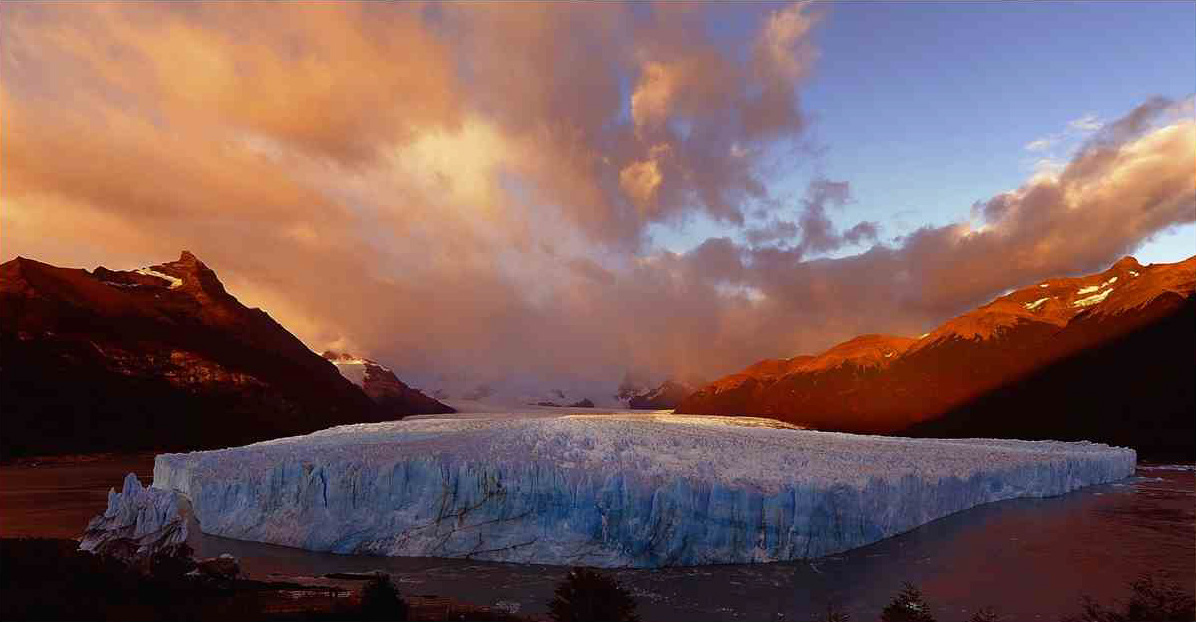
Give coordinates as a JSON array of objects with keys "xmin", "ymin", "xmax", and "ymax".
[{"xmin": 321, "ymin": 350, "xmax": 395, "ymax": 387}]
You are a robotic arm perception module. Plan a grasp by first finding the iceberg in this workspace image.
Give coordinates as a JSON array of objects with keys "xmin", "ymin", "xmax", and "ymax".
[
  {"xmin": 80, "ymin": 472, "xmax": 191, "ymax": 563},
  {"xmin": 122, "ymin": 413, "xmax": 1131, "ymax": 568}
]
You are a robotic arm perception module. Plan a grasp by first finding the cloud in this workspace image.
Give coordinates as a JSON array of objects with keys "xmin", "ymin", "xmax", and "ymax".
[
  {"xmin": 2, "ymin": 2, "xmax": 1192, "ymax": 393},
  {"xmin": 619, "ymin": 144, "xmax": 671, "ymax": 214},
  {"xmin": 1078, "ymin": 96, "xmax": 1170, "ymax": 148},
  {"xmin": 745, "ymin": 220, "xmax": 800, "ymax": 247},
  {"xmin": 843, "ymin": 221, "xmax": 880, "ymax": 245},
  {"xmin": 742, "ymin": 179, "xmax": 878, "ymax": 255},
  {"xmin": 630, "ymin": 61, "xmax": 685, "ymax": 136},
  {"xmin": 1068, "ymin": 113, "xmax": 1104, "ymax": 132},
  {"xmin": 757, "ymin": 2, "xmax": 821, "ymax": 82},
  {"xmin": 1024, "ymin": 136, "xmax": 1058, "ymax": 152}
]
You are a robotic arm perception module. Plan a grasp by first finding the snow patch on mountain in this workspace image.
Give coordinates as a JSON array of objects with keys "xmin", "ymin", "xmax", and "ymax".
[
  {"xmin": 1073, "ymin": 288, "xmax": 1114, "ymax": 307},
  {"xmin": 135, "ymin": 268, "xmax": 183, "ymax": 289},
  {"xmin": 1076, "ymin": 277, "xmax": 1117, "ymax": 296},
  {"xmin": 1024, "ymin": 297, "xmax": 1050, "ymax": 311}
]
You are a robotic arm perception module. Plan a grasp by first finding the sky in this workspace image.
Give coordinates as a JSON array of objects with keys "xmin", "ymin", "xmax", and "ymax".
[{"xmin": 2, "ymin": 2, "xmax": 1193, "ymax": 394}]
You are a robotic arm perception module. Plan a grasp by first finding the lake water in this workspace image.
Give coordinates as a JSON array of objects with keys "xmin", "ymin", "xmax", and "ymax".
[{"xmin": 1, "ymin": 455, "xmax": 1191, "ymax": 621}]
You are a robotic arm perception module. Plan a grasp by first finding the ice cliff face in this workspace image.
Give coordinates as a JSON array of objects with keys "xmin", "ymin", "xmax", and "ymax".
[
  {"xmin": 80, "ymin": 473, "xmax": 190, "ymax": 563},
  {"xmin": 143, "ymin": 414, "xmax": 1133, "ymax": 568}
]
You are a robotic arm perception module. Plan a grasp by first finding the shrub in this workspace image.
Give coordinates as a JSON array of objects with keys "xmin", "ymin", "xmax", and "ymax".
[
  {"xmin": 547, "ymin": 567, "xmax": 641, "ymax": 622},
  {"xmin": 879, "ymin": 582, "xmax": 937, "ymax": 622},
  {"xmin": 1070, "ymin": 573, "xmax": 1195, "ymax": 622},
  {"xmin": 810, "ymin": 603, "xmax": 851, "ymax": 622},
  {"xmin": 359, "ymin": 573, "xmax": 408, "ymax": 621},
  {"xmin": 968, "ymin": 607, "xmax": 999, "ymax": 622},
  {"xmin": 148, "ymin": 543, "xmax": 197, "ymax": 582}
]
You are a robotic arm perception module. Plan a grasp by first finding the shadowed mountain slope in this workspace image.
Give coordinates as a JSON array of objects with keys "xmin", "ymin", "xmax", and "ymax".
[
  {"xmin": 0, "ymin": 252, "xmax": 451, "ymax": 460},
  {"xmin": 678, "ymin": 255, "xmax": 1195, "ymax": 458}
]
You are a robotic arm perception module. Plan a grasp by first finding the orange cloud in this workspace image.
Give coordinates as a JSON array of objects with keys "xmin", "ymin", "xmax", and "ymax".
[
  {"xmin": 5, "ymin": 3, "xmax": 462, "ymax": 165},
  {"xmin": 1, "ymin": 3, "xmax": 1191, "ymax": 395}
]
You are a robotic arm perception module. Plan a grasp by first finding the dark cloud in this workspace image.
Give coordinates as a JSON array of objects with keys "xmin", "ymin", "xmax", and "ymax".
[
  {"xmin": 745, "ymin": 220, "xmax": 799, "ymax": 247},
  {"xmin": 843, "ymin": 221, "xmax": 880, "ymax": 245},
  {"xmin": 744, "ymin": 178, "xmax": 879, "ymax": 255}
]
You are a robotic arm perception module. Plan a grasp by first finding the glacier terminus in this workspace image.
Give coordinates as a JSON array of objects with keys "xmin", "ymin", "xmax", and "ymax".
[{"xmin": 91, "ymin": 413, "xmax": 1135, "ymax": 568}]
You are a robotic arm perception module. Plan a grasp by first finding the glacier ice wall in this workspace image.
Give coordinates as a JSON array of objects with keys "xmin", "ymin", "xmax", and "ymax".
[
  {"xmin": 148, "ymin": 414, "xmax": 1135, "ymax": 568},
  {"xmin": 80, "ymin": 472, "xmax": 190, "ymax": 562}
]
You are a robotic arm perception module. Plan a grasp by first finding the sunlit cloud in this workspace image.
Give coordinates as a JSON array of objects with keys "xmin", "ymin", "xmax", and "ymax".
[
  {"xmin": 2, "ymin": 3, "xmax": 1192, "ymax": 393},
  {"xmin": 1068, "ymin": 113, "xmax": 1104, "ymax": 132},
  {"xmin": 1024, "ymin": 136, "xmax": 1059, "ymax": 152}
]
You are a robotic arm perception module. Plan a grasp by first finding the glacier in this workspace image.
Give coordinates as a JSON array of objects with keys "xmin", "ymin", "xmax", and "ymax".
[
  {"xmin": 126, "ymin": 413, "xmax": 1133, "ymax": 568},
  {"xmin": 80, "ymin": 472, "xmax": 191, "ymax": 563}
]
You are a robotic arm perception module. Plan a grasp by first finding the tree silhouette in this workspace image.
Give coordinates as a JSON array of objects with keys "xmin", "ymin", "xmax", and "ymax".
[
  {"xmin": 547, "ymin": 567, "xmax": 641, "ymax": 622},
  {"xmin": 1070, "ymin": 573, "xmax": 1195, "ymax": 622},
  {"xmin": 810, "ymin": 602, "xmax": 851, "ymax": 622},
  {"xmin": 360, "ymin": 572, "xmax": 408, "ymax": 621},
  {"xmin": 968, "ymin": 606, "xmax": 999, "ymax": 622},
  {"xmin": 147, "ymin": 543, "xmax": 196, "ymax": 582},
  {"xmin": 879, "ymin": 582, "xmax": 937, "ymax": 622}
]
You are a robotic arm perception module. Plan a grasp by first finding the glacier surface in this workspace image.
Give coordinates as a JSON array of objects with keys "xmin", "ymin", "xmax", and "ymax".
[{"xmin": 142, "ymin": 413, "xmax": 1133, "ymax": 568}]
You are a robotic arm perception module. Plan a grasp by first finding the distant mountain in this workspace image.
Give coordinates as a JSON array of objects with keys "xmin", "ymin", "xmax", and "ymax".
[
  {"xmin": 0, "ymin": 251, "xmax": 451, "ymax": 460},
  {"xmin": 417, "ymin": 373, "xmax": 617, "ymax": 410},
  {"xmin": 321, "ymin": 351, "xmax": 453, "ymax": 416},
  {"xmin": 678, "ymin": 256, "xmax": 1196, "ymax": 458},
  {"xmin": 615, "ymin": 371, "xmax": 653, "ymax": 403},
  {"xmin": 532, "ymin": 398, "xmax": 595, "ymax": 408},
  {"xmin": 626, "ymin": 378, "xmax": 704, "ymax": 410}
]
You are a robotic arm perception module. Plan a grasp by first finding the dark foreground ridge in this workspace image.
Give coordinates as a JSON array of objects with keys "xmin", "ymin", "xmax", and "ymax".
[{"xmin": 2, "ymin": 538, "xmax": 1191, "ymax": 622}]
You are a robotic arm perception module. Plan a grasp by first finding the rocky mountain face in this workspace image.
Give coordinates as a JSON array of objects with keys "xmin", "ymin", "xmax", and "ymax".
[
  {"xmin": 903, "ymin": 292, "xmax": 1195, "ymax": 460},
  {"xmin": 321, "ymin": 351, "xmax": 454, "ymax": 416},
  {"xmin": 0, "ymin": 252, "xmax": 451, "ymax": 460},
  {"xmin": 677, "ymin": 256, "xmax": 1196, "ymax": 458}
]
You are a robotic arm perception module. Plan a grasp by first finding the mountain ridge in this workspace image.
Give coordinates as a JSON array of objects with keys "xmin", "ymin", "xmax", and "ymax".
[
  {"xmin": 0, "ymin": 251, "xmax": 452, "ymax": 460},
  {"xmin": 677, "ymin": 255, "xmax": 1196, "ymax": 457}
]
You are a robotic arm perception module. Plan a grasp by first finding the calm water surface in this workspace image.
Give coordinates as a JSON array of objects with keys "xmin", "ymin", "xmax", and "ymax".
[{"xmin": 1, "ymin": 456, "xmax": 1191, "ymax": 621}]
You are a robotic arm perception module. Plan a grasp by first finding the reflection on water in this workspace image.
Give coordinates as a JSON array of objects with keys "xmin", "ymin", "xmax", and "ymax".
[{"xmin": 2, "ymin": 457, "xmax": 1192, "ymax": 621}]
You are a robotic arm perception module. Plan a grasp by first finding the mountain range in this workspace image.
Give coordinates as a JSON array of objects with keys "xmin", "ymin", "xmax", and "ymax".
[
  {"xmin": 677, "ymin": 255, "xmax": 1195, "ymax": 459},
  {"xmin": 0, "ymin": 252, "xmax": 451, "ymax": 460},
  {"xmin": 3, "ymin": 251, "xmax": 1191, "ymax": 461}
]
